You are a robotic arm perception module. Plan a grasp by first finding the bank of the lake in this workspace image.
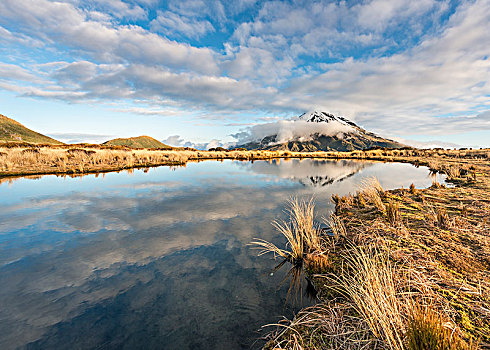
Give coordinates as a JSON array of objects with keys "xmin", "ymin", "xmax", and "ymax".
[
  {"xmin": 0, "ymin": 143, "xmax": 488, "ymax": 180},
  {"xmin": 262, "ymin": 150, "xmax": 489, "ymax": 349}
]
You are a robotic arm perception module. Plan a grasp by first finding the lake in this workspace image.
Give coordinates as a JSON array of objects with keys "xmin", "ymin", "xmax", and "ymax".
[{"xmin": 0, "ymin": 159, "xmax": 446, "ymax": 349}]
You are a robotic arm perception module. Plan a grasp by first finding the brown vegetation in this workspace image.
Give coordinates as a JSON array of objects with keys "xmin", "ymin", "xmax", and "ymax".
[
  {"xmin": 259, "ymin": 149, "xmax": 489, "ymax": 349},
  {"xmin": 0, "ymin": 143, "xmax": 311, "ymax": 178},
  {"xmin": 0, "ymin": 143, "xmax": 488, "ymax": 179}
]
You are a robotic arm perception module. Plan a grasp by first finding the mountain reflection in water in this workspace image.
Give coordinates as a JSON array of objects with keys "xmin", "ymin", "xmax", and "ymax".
[
  {"xmin": 244, "ymin": 159, "xmax": 370, "ymax": 187},
  {"xmin": 0, "ymin": 159, "xmax": 446, "ymax": 349}
]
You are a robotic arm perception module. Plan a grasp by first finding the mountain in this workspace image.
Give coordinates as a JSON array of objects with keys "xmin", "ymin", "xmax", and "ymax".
[
  {"xmin": 238, "ymin": 111, "xmax": 404, "ymax": 152},
  {"xmin": 103, "ymin": 136, "xmax": 172, "ymax": 149},
  {"xmin": 0, "ymin": 114, "xmax": 64, "ymax": 144}
]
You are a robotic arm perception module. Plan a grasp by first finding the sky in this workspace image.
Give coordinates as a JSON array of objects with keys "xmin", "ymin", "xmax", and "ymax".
[{"xmin": 0, "ymin": 0, "xmax": 489, "ymax": 148}]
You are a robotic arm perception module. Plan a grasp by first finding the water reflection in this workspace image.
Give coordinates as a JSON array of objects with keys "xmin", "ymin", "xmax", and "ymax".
[
  {"xmin": 241, "ymin": 158, "xmax": 370, "ymax": 187},
  {"xmin": 0, "ymin": 159, "xmax": 445, "ymax": 349}
]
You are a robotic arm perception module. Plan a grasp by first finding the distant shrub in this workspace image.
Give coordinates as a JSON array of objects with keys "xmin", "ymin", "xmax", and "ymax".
[
  {"xmin": 66, "ymin": 148, "xmax": 96, "ymax": 155},
  {"xmin": 409, "ymin": 183, "xmax": 417, "ymax": 194},
  {"xmin": 21, "ymin": 148, "xmax": 40, "ymax": 154},
  {"xmin": 208, "ymin": 147, "xmax": 228, "ymax": 152},
  {"xmin": 436, "ymin": 208, "xmax": 450, "ymax": 229}
]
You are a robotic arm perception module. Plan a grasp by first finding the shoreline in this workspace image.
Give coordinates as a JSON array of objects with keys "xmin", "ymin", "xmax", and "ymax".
[{"xmin": 1, "ymin": 144, "xmax": 488, "ymax": 179}]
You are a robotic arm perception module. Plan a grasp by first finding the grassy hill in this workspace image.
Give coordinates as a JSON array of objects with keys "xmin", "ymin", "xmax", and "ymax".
[
  {"xmin": 103, "ymin": 136, "xmax": 172, "ymax": 149},
  {"xmin": 0, "ymin": 114, "xmax": 64, "ymax": 145}
]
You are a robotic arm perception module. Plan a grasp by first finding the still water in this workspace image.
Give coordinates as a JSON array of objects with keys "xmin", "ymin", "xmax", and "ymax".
[{"xmin": 0, "ymin": 159, "xmax": 445, "ymax": 349}]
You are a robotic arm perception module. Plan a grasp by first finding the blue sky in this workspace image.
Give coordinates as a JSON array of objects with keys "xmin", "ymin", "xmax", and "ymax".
[{"xmin": 0, "ymin": 0, "xmax": 489, "ymax": 148}]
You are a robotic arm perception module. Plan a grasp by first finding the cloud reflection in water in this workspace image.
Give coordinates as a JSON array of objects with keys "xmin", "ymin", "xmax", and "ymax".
[{"xmin": 0, "ymin": 159, "xmax": 444, "ymax": 349}]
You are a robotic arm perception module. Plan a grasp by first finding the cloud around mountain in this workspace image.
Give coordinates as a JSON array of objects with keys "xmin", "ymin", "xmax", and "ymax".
[{"xmin": 233, "ymin": 116, "xmax": 356, "ymax": 145}]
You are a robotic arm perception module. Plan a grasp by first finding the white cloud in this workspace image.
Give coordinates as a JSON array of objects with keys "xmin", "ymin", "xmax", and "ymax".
[
  {"xmin": 86, "ymin": 0, "xmax": 148, "ymax": 20},
  {"xmin": 47, "ymin": 132, "xmax": 114, "ymax": 144},
  {"xmin": 0, "ymin": 0, "xmax": 219, "ymax": 74},
  {"xmin": 112, "ymin": 106, "xmax": 187, "ymax": 116},
  {"xmin": 150, "ymin": 10, "xmax": 215, "ymax": 39},
  {"xmin": 162, "ymin": 135, "xmax": 184, "ymax": 146},
  {"xmin": 162, "ymin": 134, "xmax": 235, "ymax": 150},
  {"xmin": 0, "ymin": 0, "xmax": 488, "ymax": 143},
  {"xmin": 0, "ymin": 62, "xmax": 44, "ymax": 83}
]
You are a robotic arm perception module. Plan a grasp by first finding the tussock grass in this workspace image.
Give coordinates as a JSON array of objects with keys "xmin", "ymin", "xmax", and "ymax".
[
  {"xmin": 265, "ymin": 243, "xmax": 478, "ymax": 350},
  {"xmin": 360, "ymin": 177, "xmax": 385, "ymax": 212},
  {"xmin": 328, "ymin": 247, "xmax": 406, "ymax": 350},
  {"xmin": 436, "ymin": 208, "xmax": 450, "ymax": 229},
  {"xmin": 326, "ymin": 214, "xmax": 347, "ymax": 241},
  {"xmin": 407, "ymin": 306, "xmax": 476, "ymax": 350},
  {"xmin": 409, "ymin": 183, "xmax": 417, "ymax": 194},
  {"xmin": 2, "ymin": 144, "xmax": 489, "ymax": 179},
  {"xmin": 386, "ymin": 200, "xmax": 401, "ymax": 225},
  {"xmin": 263, "ymin": 150, "xmax": 489, "ymax": 349},
  {"xmin": 0, "ymin": 146, "xmax": 310, "ymax": 177},
  {"xmin": 251, "ymin": 197, "xmax": 321, "ymax": 264},
  {"xmin": 263, "ymin": 302, "xmax": 376, "ymax": 349}
]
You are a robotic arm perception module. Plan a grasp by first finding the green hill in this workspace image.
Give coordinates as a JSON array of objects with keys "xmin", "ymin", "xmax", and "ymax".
[
  {"xmin": 103, "ymin": 136, "xmax": 172, "ymax": 149},
  {"xmin": 0, "ymin": 114, "xmax": 64, "ymax": 145}
]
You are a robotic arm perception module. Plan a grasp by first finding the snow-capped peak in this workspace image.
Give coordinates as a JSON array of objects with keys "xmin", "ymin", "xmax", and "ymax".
[{"xmin": 298, "ymin": 111, "xmax": 358, "ymax": 128}]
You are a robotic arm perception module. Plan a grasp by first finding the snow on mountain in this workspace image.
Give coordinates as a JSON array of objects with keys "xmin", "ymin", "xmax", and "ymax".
[{"xmin": 298, "ymin": 111, "xmax": 359, "ymax": 128}]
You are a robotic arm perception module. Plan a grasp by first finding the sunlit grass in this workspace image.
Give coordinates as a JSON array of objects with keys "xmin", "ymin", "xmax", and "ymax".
[
  {"xmin": 407, "ymin": 306, "xmax": 477, "ymax": 350},
  {"xmin": 251, "ymin": 197, "xmax": 321, "ymax": 265}
]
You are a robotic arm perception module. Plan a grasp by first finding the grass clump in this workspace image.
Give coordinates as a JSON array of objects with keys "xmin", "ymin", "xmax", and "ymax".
[
  {"xmin": 360, "ymin": 177, "xmax": 385, "ymax": 212},
  {"xmin": 251, "ymin": 197, "xmax": 321, "ymax": 265},
  {"xmin": 386, "ymin": 200, "xmax": 401, "ymax": 225},
  {"xmin": 436, "ymin": 208, "xmax": 450, "ymax": 229},
  {"xmin": 329, "ymin": 247, "xmax": 406, "ymax": 350},
  {"xmin": 407, "ymin": 307, "xmax": 476, "ymax": 350},
  {"xmin": 409, "ymin": 183, "xmax": 417, "ymax": 194}
]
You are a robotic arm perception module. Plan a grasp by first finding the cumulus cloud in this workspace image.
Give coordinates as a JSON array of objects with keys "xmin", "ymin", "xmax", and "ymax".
[
  {"xmin": 150, "ymin": 10, "xmax": 215, "ymax": 39},
  {"xmin": 47, "ymin": 132, "xmax": 114, "ymax": 144},
  {"xmin": 162, "ymin": 135, "xmax": 236, "ymax": 150},
  {"xmin": 0, "ymin": 0, "xmax": 219, "ymax": 74},
  {"xmin": 0, "ymin": 0, "xmax": 488, "ymax": 143}
]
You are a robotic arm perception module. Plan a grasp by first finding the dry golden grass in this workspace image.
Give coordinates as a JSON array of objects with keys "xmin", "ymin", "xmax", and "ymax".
[
  {"xmin": 1, "ymin": 144, "xmax": 488, "ymax": 180},
  {"xmin": 360, "ymin": 177, "xmax": 386, "ymax": 212},
  {"xmin": 0, "ymin": 145, "xmax": 312, "ymax": 177},
  {"xmin": 406, "ymin": 306, "xmax": 477, "ymax": 350},
  {"xmin": 262, "ymin": 147, "xmax": 489, "ymax": 349},
  {"xmin": 328, "ymin": 247, "xmax": 406, "ymax": 350},
  {"xmin": 386, "ymin": 200, "xmax": 401, "ymax": 225},
  {"xmin": 265, "ymin": 241, "xmax": 479, "ymax": 350},
  {"xmin": 251, "ymin": 197, "xmax": 322, "ymax": 264}
]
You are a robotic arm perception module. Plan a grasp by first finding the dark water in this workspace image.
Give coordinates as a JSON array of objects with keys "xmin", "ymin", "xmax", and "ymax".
[{"xmin": 0, "ymin": 159, "xmax": 446, "ymax": 350}]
